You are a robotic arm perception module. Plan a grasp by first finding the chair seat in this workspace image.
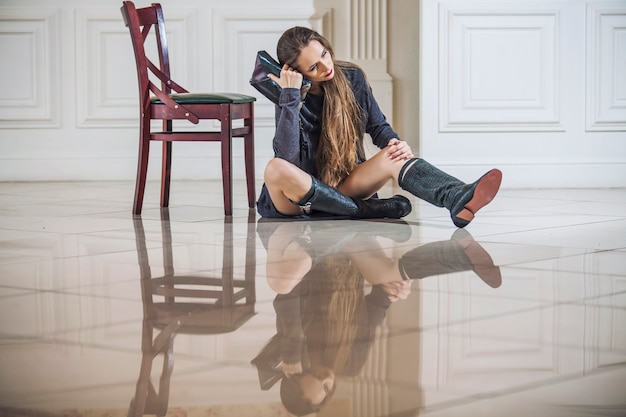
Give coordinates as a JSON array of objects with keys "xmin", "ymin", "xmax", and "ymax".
[
  {"xmin": 152, "ymin": 304, "xmax": 256, "ymax": 334},
  {"xmin": 151, "ymin": 92, "xmax": 256, "ymax": 105}
]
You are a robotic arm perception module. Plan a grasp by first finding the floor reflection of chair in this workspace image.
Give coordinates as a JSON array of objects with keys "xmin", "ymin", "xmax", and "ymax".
[{"xmin": 128, "ymin": 211, "xmax": 257, "ymax": 417}]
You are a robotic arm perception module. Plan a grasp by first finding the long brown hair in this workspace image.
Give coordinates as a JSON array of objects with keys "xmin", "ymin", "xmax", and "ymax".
[
  {"xmin": 277, "ymin": 27, "xmax": 365, "ymax": 188},
  {"xmin": 280, "ymin": 256, "xmax": 363, "ymax": 416},
  {"xmin": 320, "ymin": 256, "xmax": 362, "ymax": 372}
]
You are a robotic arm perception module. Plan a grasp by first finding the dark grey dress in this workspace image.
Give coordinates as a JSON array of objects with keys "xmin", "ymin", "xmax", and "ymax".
[{"xmin": 257, "ymin": 65, "xmax": 400, "ymax": 218}]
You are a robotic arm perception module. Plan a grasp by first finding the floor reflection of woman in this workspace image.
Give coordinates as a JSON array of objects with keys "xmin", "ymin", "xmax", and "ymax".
[
  {"xmin": 252, "ymin": 221, "xmax": 408, "ymax": 415},
  {"xmin": 253, "ymin": 221, "xmax": 500, "ymax": 416}
]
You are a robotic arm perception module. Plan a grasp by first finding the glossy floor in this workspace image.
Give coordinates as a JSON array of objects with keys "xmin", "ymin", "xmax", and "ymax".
[{"xmin": 0, "ymin": 181, "xmax": 625, "ymax": 417}]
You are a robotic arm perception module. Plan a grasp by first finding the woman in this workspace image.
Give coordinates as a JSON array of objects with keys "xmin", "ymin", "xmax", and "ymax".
[
  {"xmin": 258, "ymin": 26, "xmax": 502, "ymax": 227},
  {"xmin": 252, "ymin": 219, "xmax": 501, "ymax": 415},
  {"xmin": 252, "ymin": 220, "xmax": 411, "ymax": 415}
]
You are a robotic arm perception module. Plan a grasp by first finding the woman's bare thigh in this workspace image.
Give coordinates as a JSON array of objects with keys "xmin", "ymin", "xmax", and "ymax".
[{"xmin": 338, "ymin": 150, "xmax": 405, "ymax": 199}]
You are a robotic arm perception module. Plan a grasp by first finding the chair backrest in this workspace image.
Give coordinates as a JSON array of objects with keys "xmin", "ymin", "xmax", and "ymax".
[{"xmin": 121, "ymin": 1, "xmax": 193, "ymax": 120}]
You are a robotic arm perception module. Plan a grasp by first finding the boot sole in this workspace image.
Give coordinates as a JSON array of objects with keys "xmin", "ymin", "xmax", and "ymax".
[{"xmin": 455, "ymin": 169, "xmax": 502, "ymax": 223}]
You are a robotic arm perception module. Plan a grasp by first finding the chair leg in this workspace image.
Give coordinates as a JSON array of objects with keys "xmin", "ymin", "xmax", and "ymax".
[
  {"xmin": 221, "ymin": 220, "xmax": 234, "ymax": 306},
  {"xmin": 221, "ymin": 105, "xmax": 233, "ymax": 216},
  {"xmin": 127, "ymin": 321, "xmax": 153, "ymax": 417},
  {"xmin": 133, "ymin": 134, "xmax": 150, "ymax": 215},
  {"xmin": 245, "ymin": 211, "xmax": 257, "ymax": 305},
  {"xmin": 244, "ymin": 104, "xmax": 256, "ymax": 209},
  {"xmin": 161, "ymin": 141, "xmax": 172, "ymax": 208}
]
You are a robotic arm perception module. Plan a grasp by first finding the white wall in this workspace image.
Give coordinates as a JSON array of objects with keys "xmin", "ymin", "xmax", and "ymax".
[
  {"xmin": 0, "ymin": 0, "xmax": 317, "ymax": 182},
  {"xmin": 388, "ymin": 0, "xmax": 420, "ymax": 151},
  {"xmin": 418, "ymin": 0, "xmax": 626, "ymax": 188},
  {"xmin": 0, "ymin": 0, "xmax": 625, "ymax": 187}
]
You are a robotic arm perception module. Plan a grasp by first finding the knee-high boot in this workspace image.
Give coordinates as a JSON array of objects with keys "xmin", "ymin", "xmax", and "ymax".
[
  {"xmin": 398, "ymin": 158, "xmax": 502, "ymax": 228},
  {"xmin": 398, "ymin": 229, "xmax": 501, "ymax": 288},
  {"xmin": 297, "ymin": 176, "xmax": 411, "ymax": 219}
]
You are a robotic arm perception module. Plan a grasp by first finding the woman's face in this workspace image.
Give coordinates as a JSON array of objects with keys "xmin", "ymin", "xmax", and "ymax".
[
  {"xmin": 298, "ymin": 368, "xmax": 335, "ymax": 406},
  {"xmin": 295, "ymin": 40, "xmax": 335, "ymax": 82}
]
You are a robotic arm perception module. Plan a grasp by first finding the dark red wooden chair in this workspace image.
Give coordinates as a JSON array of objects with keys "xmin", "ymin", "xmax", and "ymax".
[{"xmin": 121, "ymin": 1, "xmax": 256, "ymax": 216}]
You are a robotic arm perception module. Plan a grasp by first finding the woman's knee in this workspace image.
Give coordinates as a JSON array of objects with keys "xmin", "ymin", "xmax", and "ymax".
[
  {"xmin": 263, "ymin": 158, "xmax": 312, "ymax": 214},
  {"xmin": 264, "ymin": 158, "xmax": 293, "ymax": 183},
  {"xmin": 264, "ymin": 158, "xmax": 311, "ymax": 188},
  {"xmin": 371, "ymin": 149, "xmax": 407, "ymax": 177}
]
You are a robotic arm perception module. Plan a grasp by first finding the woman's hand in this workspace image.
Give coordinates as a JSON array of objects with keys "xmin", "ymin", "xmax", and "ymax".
[
  {"xmin": 268, "ymin": 64, "xmax": 303, "ymax": 90},
  {"xmin": 381, "ymin": 280, "xmax": 412, "ymax": 302},
  {"xmin": 280, "ymin": 361, "xmax": 303, "ymax": 377},
  {"xmin": 386, "ymin": 138, "xmax": 414, "ymax": 162}
]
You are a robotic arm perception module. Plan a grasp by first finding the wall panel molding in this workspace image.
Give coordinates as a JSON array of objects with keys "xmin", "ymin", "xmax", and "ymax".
[
  {"xmin": 0, "ymin": 8, "xmax": 60, "ymax": 128},
  {"xmin": 74, "ymin": 8, "xmax": 196, "ymax": 128},
  {"xmin": 351, "ymin": 0, "xmax": 387, "ymax": 60},
  {"xmin": 212, "ymin": 8, "xmax": 316, "ymax": 127},
  {"xmin": 586, "ymin": 2, "xmax": 626, "ymax": 132},
  {"xmin": 439, "ymin": 3, "xmax": 563, "ymax": 132}
]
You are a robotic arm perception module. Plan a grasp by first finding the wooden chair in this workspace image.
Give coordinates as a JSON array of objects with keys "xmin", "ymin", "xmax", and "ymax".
[
  {"xmin": 128, "ymin": 210, "xmax": 257, "ymax": 416},
  {"xmin": 120, "ymin": 1, "xmax": 256, "ymax": 216}
]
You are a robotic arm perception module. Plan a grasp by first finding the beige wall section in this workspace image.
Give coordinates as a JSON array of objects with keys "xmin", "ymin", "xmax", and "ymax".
[
  {"xmin": 388, "ymin": 0, "xmax": 420, "ymax": 153},
  {"xmin": 3, "ymin": 0, "xmax": 621, "ymax": 185},
  {"xmin": 313, "ymin": 0, "xmax": 400, "ymax": 164},
  {"xmin": 0, "ymin": 0, "xmax": 422, "ymax": 182},
  {"xmin": 313, "ymin": 0, "xmax": 420, "ymax": 155}
]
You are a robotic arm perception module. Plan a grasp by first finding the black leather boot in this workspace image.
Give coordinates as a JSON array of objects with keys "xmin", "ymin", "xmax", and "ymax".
[
  {"xmin": 398, "ymin": 158, "xmax": 502, "ymax": 228},
  {"xmin": 297, "ymin": 176, "xmax": 411, "ymax": 219}
]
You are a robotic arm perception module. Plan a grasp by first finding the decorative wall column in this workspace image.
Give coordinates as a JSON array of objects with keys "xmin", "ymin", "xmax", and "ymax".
[
  {"xmin": 351, "ymin": 0, "xmax": 388, "ymax": 65},
  {"xmin": 313, "ymin": 0, "xmax": 393, "ymax": 164},
  {"xmin": 313, "ymin": 0, "xmax": 392, "ymax": 116},
  {"xmin": 350, "ymin": 0, "xmax": 392, "ymax": 119}
]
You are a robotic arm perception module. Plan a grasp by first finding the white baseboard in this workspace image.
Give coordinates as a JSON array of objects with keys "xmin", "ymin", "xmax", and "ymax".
[
  {"xmin": 1, "ymin": 158, "xmax": 624, "ymax": 188},
  {"xmin": 0, "ymin": 154, "xmax": 272, "ymax": 182},
  {"xmin": 434, "ymin": 162, "xmax": 626, "ymax": 189}
]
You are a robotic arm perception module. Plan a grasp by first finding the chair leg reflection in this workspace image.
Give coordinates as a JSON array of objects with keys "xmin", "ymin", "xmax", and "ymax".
[{"xmin": 128, "ymin": 210, "xmax": 257, "ymax": 416}]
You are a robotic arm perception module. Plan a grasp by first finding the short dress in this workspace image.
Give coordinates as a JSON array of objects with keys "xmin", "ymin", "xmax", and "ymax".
[{"xmin": 257, "ymin": 65, "xmax": 400, "ymax": 218}]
